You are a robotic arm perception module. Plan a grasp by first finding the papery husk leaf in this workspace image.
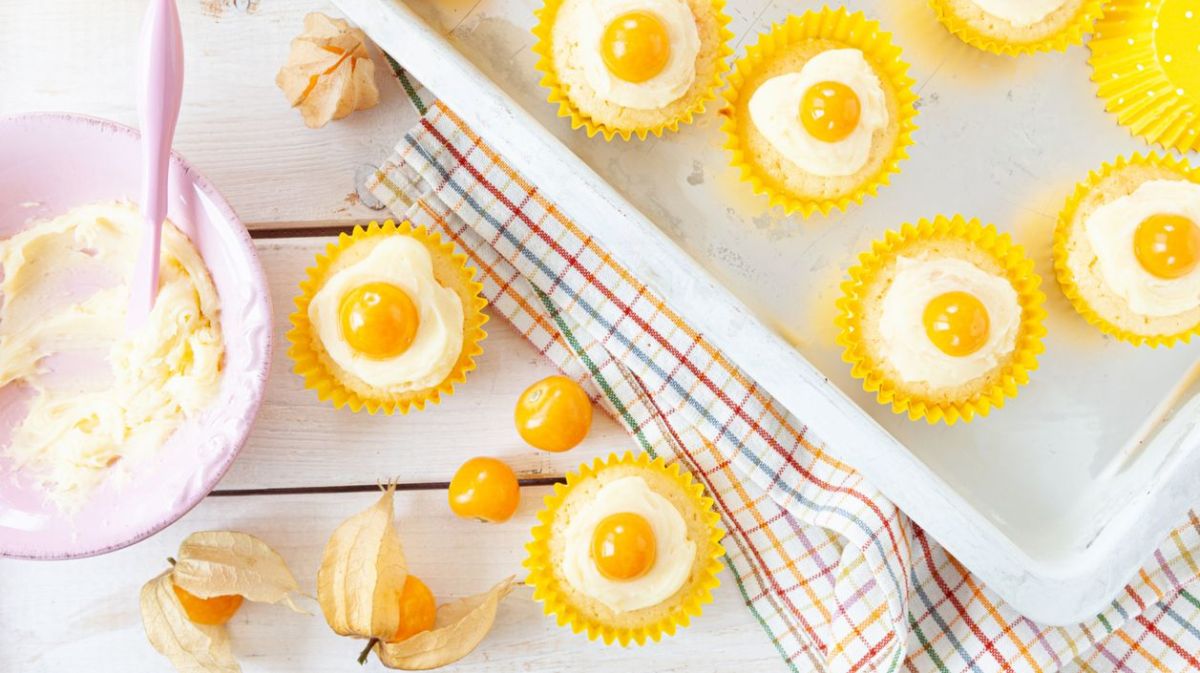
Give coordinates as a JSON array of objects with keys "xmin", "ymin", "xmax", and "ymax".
[
  {"xmin": 317, "ymin": 485, "xmax": 407, "ymax": 639},
  {"xmin": 375, "ymin": 576, "xmax": 515, "ymax": 670},
  {"xmin": 173, "ymin": 531, "xmax": 304, "ymax": 612},
  {"xmin": 140, "ymin": 570, "xmax": 240, "ymax": 673},
  {"xmin": 275, "ymin": 12, "xmax": 378, "ymax": 129}
]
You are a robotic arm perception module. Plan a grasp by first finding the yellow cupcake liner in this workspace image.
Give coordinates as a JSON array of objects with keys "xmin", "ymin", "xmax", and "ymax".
[
  {"xmin": 720, "ymin": 6, "xmax": 919, "ymax": 217},
  {"xmin": 836, "ymin": 215, "xmax": 1047, "ymax": 425},
  {"xmin": 531, "ymin": 0, "xmax": 734, "ymax": 141},
  {"xmin": 928, "ymin": 0, "xmax": 1103, "ymax": 55},
  {"xmin": 285, "ymin": 220, "xmax": 488, "ymax": 414},
  {"xmin": 524, "ymin": 451, "xmax": 725, "ymax": 646},
  {"xmin": 1052, "ymin": 152, "xmax": 1200, "ymax": 347},
  {"xmin": 1089, "ymin": 0, "xmax": 1200, "ymax": 152}
]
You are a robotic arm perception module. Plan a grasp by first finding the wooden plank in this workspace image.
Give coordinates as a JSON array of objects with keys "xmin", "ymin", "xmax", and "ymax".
[
  {"xmin": 223, "ymin": 237, "xmax": 632, "ymax": 491},
  {"xmin": 0, "ymin": 0, "xmax": 414, "ymax": 227},
  {"xmin": 0, "ymin": 490, "xmax": 792, "ymax": 673}
]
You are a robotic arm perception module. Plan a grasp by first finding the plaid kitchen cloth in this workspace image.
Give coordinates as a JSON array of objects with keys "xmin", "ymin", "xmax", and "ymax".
[{"xmin": 363, "ymin": 74, "xmax": 1200, "ymax": 673}]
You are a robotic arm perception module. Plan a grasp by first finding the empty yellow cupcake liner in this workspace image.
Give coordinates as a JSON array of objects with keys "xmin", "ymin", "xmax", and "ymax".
[
  {"xmin": 1052, "ymin": 152, "xmax": 1200, "ymax": 347},
  {"xmin": 720, "ymin": 6, "xmax": 919, "ymax": 217},
  {"xmin": 836, "ymin": 215, "xmax": 1047, "ymax": 425},
  {"xmin": 1089, "ymin": 0, "xmax": 1200, "ymax": 153},
  {"xmin": 928, "ymin": 0, "xmax": 1103, "ymax": 55},
  {"xmin": 524, "ymin": 451, "xmax": 725, "ymax": 646},
  {"xmin": 286, "ymin": 220, "xmax": 488, "ymax": 414},
  {"xmin": 531, "ymin": 0, "xmax": 734, "ymax": 141}
]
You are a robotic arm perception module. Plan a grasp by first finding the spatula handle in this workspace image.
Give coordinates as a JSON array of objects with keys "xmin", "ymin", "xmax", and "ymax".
[{"xmin": 129, "ymin": 0, "xmax": 184, "ymax": 328}]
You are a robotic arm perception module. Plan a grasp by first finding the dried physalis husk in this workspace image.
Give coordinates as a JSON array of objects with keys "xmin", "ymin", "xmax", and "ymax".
[
  {"xmin": 276, "ymin": 12, "xmax": 379, "ymax": 129},
  {"xmin": 173, "ymin": 531, "xmax": 305, "ymax": 612},
  {"xmin": 141, "ymin": 570, "xmax": 241, "ymax": 673},
  {"xmin": 317, "ymin": 484, "xmax": 407, "ymax": 639},
  {"xmin": 140, "ymin": 532, "xmax": 303, "ymax": 673},
  {"xmin": 375, "ymin": 576, "xmax": 515, "ymax": 670}
]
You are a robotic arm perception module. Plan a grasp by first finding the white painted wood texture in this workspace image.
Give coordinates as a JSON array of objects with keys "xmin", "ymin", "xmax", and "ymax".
[{"xmin": 0, "ymin": 2, "xmax": 792, "ymax": 672}]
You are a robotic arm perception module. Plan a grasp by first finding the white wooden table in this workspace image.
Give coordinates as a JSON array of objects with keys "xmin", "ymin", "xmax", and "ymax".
[{"xmin": 0, "ymin": 2, "xmax": 794, "ymax": 671}]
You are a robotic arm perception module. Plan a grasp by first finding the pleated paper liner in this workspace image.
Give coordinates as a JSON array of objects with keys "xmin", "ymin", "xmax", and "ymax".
[
  {"xmin": 1089, "ymin": 0, "xmax": 1200, "ymax": 153},
  {"xmin": 927, "ymin": 0, "xmax": 1103, "ymax": 55},
  {"xmin": 1053, "ymin": 153, "xmax": 1200, "ymax": 347},
  {"xmin": 531, "ymin": 0, "xmax": 734, "ymax": 141},
  {"xmin": 285, "ymin": 220, "xmax": 488, "ymax": 414},
  {"xmin": 720, "ymin": 6, "xmax": 919, "ymax": 217},
  {"xmin": 524, "ymin": 452, "xmax": 725, "ymax": 646},
  {"xmin": 835, "ymin": 215, "xmax": 1047, "ymax": 425}
]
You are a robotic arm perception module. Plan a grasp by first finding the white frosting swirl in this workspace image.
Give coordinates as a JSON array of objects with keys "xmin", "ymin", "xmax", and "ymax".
[
  {"xmin": 748, "ymin": 48, "xmax": 888, "ymax": 177},
  {"xmin": 1084, "ymin": 179, "xmax": 1200, "ymax": 318},
  {"xmin": 878, "ymin": 257, "xmax": 1020, "ymax": 389},
  {"xmin": 309, "ymin": 236, "xmax": 464, "ymax": 392},
  {"xmin": 971, "ymin": 0, "xmax": 1068, "ymax": 27},
  {"xmin": 562, "ymin": 476, "xmax": 695, "ymax": 613}
]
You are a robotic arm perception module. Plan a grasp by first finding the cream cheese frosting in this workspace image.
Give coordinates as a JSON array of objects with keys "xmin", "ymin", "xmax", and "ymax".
[
  {"xmin": 309, "ymin": 236, "xmax": 464, "ymax": 392},
  {"xmin": 878, "ymin": 257, "xmax": 1020, "ymax": 388},
  {"xmin": 562, "ymin": 476, "xmax": 695, "ymax": 613},
  {"xmin": 0, "ymin": 201, "xmax": 223, "ymax": 511},
  {"xmin": 1085, "ymin": 180, "xmax": 1200, "ymax": 318},
  {"xmin": 971, "ymin": 0, "xmax": 1068, "ymax": 26},
  {"xmin": 571, "ymin": 0, "xmax": 700, "ymax": 110},
  {"xmin": 748, "ymin": 48, "xmax": 888, "ymax": 177}
]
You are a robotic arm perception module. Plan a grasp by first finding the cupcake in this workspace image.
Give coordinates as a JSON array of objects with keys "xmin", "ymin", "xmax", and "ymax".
[
  {"xmin": 532, "ymin": 0, "xmax": 733, "ymax": 140},
  {"xmin": 837, "ymin": 215, "xmax": 1047, "ymax": 424},
  {"xmin": 287, "ymin": 220, "xmax": 488, "ymax": 414},
  {"xmin": 1089, "ymin": 0, "xmax": 1200, "ymax": 153},
  {"xmin": 721, "ymin": 8, "xmax": 918, "ymax": 217},
  {"xmin": 525, "ymin": 452, "xmax": 724, "ymax": 646},
  {"xmin": 1054, "ymin": 153, "xmax": 1200, "ymax": 347},
  {"xmin": 928, "ymin": 0, "xmax": 1103, "ymax": 55}
]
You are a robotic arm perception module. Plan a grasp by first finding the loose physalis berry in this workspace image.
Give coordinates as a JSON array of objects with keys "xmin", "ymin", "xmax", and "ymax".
[
  {"xmin": 600, "ymin": 10, "xmax": 672, "ymax": 84},
  {"xmin": 390, "ymin": 575, "xmax": 437, "ymax": 643},
  {"xmin": 1134, "ymin": 213, "xmax": 1200, "ymax": 280},
  {"xmin": 799, "ymin": 81, "xmax": 861, "ymax": 143},
  {"xmin": 339, "ymin": 282, "xmax": 420, "ymax": 359},
  {"xmin": 514, "ymin": 375, "xmax": 593, "ymax": 453},
  {"xmin": 922, "ymin": 291, "xmax": 990, "ymax": 357},
  {"xmin": 591, "ymin": 512, "xmax": 657, "ymax": 581},
  {"xmin": 172, "ymin": 581, "xmax": 244, "ymax": 626},
  {"xmin": 448, "ymin": 457, "xmax": 521, "ymax": 523}
]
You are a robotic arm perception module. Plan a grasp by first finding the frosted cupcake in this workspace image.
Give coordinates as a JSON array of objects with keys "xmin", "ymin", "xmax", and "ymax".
[
  {"xmin": 721, "ymin": 8, "xmax": 918, "ymax": 216},
  {"xmin": 533, "ymin": 0, "xmax": 733, "ymax": 140},
  {"xmin": 1054, "ymin": 153, "xmax": 1200, "ymax": 347},
  {"xmin": 287, "ymin": 220, "xmax": 488, "ymax": 414},
  {"xmin": 837, "ymin": 216, "xmax": 1046, "ymax": 424},
  {"xmin": 525, "ymin": 452, "xmax": 724, "ymax": 645},
  {"xmin": 928, "ymin": 0, "xmax": 1103, "ymax": 54}
]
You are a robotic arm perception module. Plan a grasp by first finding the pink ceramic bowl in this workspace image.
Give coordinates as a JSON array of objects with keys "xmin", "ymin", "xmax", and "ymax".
[{"xmin": 0, "ymin": 113, "xmax": 272, "ymax": 559}]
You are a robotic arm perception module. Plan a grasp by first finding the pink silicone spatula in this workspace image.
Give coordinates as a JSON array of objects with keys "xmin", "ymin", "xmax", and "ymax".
[{"xmin": 128, "ymin": 0, "xmax": 184, "ymax": 331}]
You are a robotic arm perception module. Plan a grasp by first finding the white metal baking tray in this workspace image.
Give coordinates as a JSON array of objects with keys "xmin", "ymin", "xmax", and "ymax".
[{"xmin": 334, "ymin": 0, "xmax": 1200, "ymax": 624}]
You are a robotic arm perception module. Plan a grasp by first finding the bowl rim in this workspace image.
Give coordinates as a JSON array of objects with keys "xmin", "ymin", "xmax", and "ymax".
[{"xmin": 0, "ymin": 111, "xmax": 273, "ymax": 561}]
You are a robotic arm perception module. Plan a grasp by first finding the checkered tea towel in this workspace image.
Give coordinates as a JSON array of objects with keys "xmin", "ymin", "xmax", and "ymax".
[{"xmin": 363, "ymin": 84, "xmax": 1200, "ymax": 673}]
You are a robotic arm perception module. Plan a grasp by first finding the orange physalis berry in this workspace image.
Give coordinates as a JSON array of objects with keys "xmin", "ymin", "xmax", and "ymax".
[
  {"xmin": 799, "ymin": 80, "xmax": 861, "ymax": 143},
  {"xmin": 172, "ymin": 581, "xmax": 244, "ymax": 626},
  {"xmin": 600, "ymin": 11, "xmax": 672, "ymax": 83},
  {"xmin": 448, "ymin": 457, "xmax": 521, "ymax": 523},
  {"xmin": 1134, "ymin": 213, "xmax": 1200, "ymax": 280},
  {"xmin": 338, "ymin": 282, "xmax": 420, "ymax": 359},
  {"xmin": 389, "ymin": 575, "xmax": 437, "ymax": 643},
  {"xmin": 591, "ymin": 512, "xmax": 657, "ymax": 581},
  {"xmin": 514, "ymin": 375, "xmax": 593, "ymax": 453},
  {"xmin": 922, "ymin": 291, "xmax": 990, "ymax": 357}
]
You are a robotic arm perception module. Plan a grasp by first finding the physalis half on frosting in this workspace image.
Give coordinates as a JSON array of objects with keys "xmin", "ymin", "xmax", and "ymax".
[
  {"xmin": 276, "ymin": 13, "xmax": 380, "ymax": 129},
  {"xmin": 140, "ymin": 531, "xmax": 304, "ymax": 673}
]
